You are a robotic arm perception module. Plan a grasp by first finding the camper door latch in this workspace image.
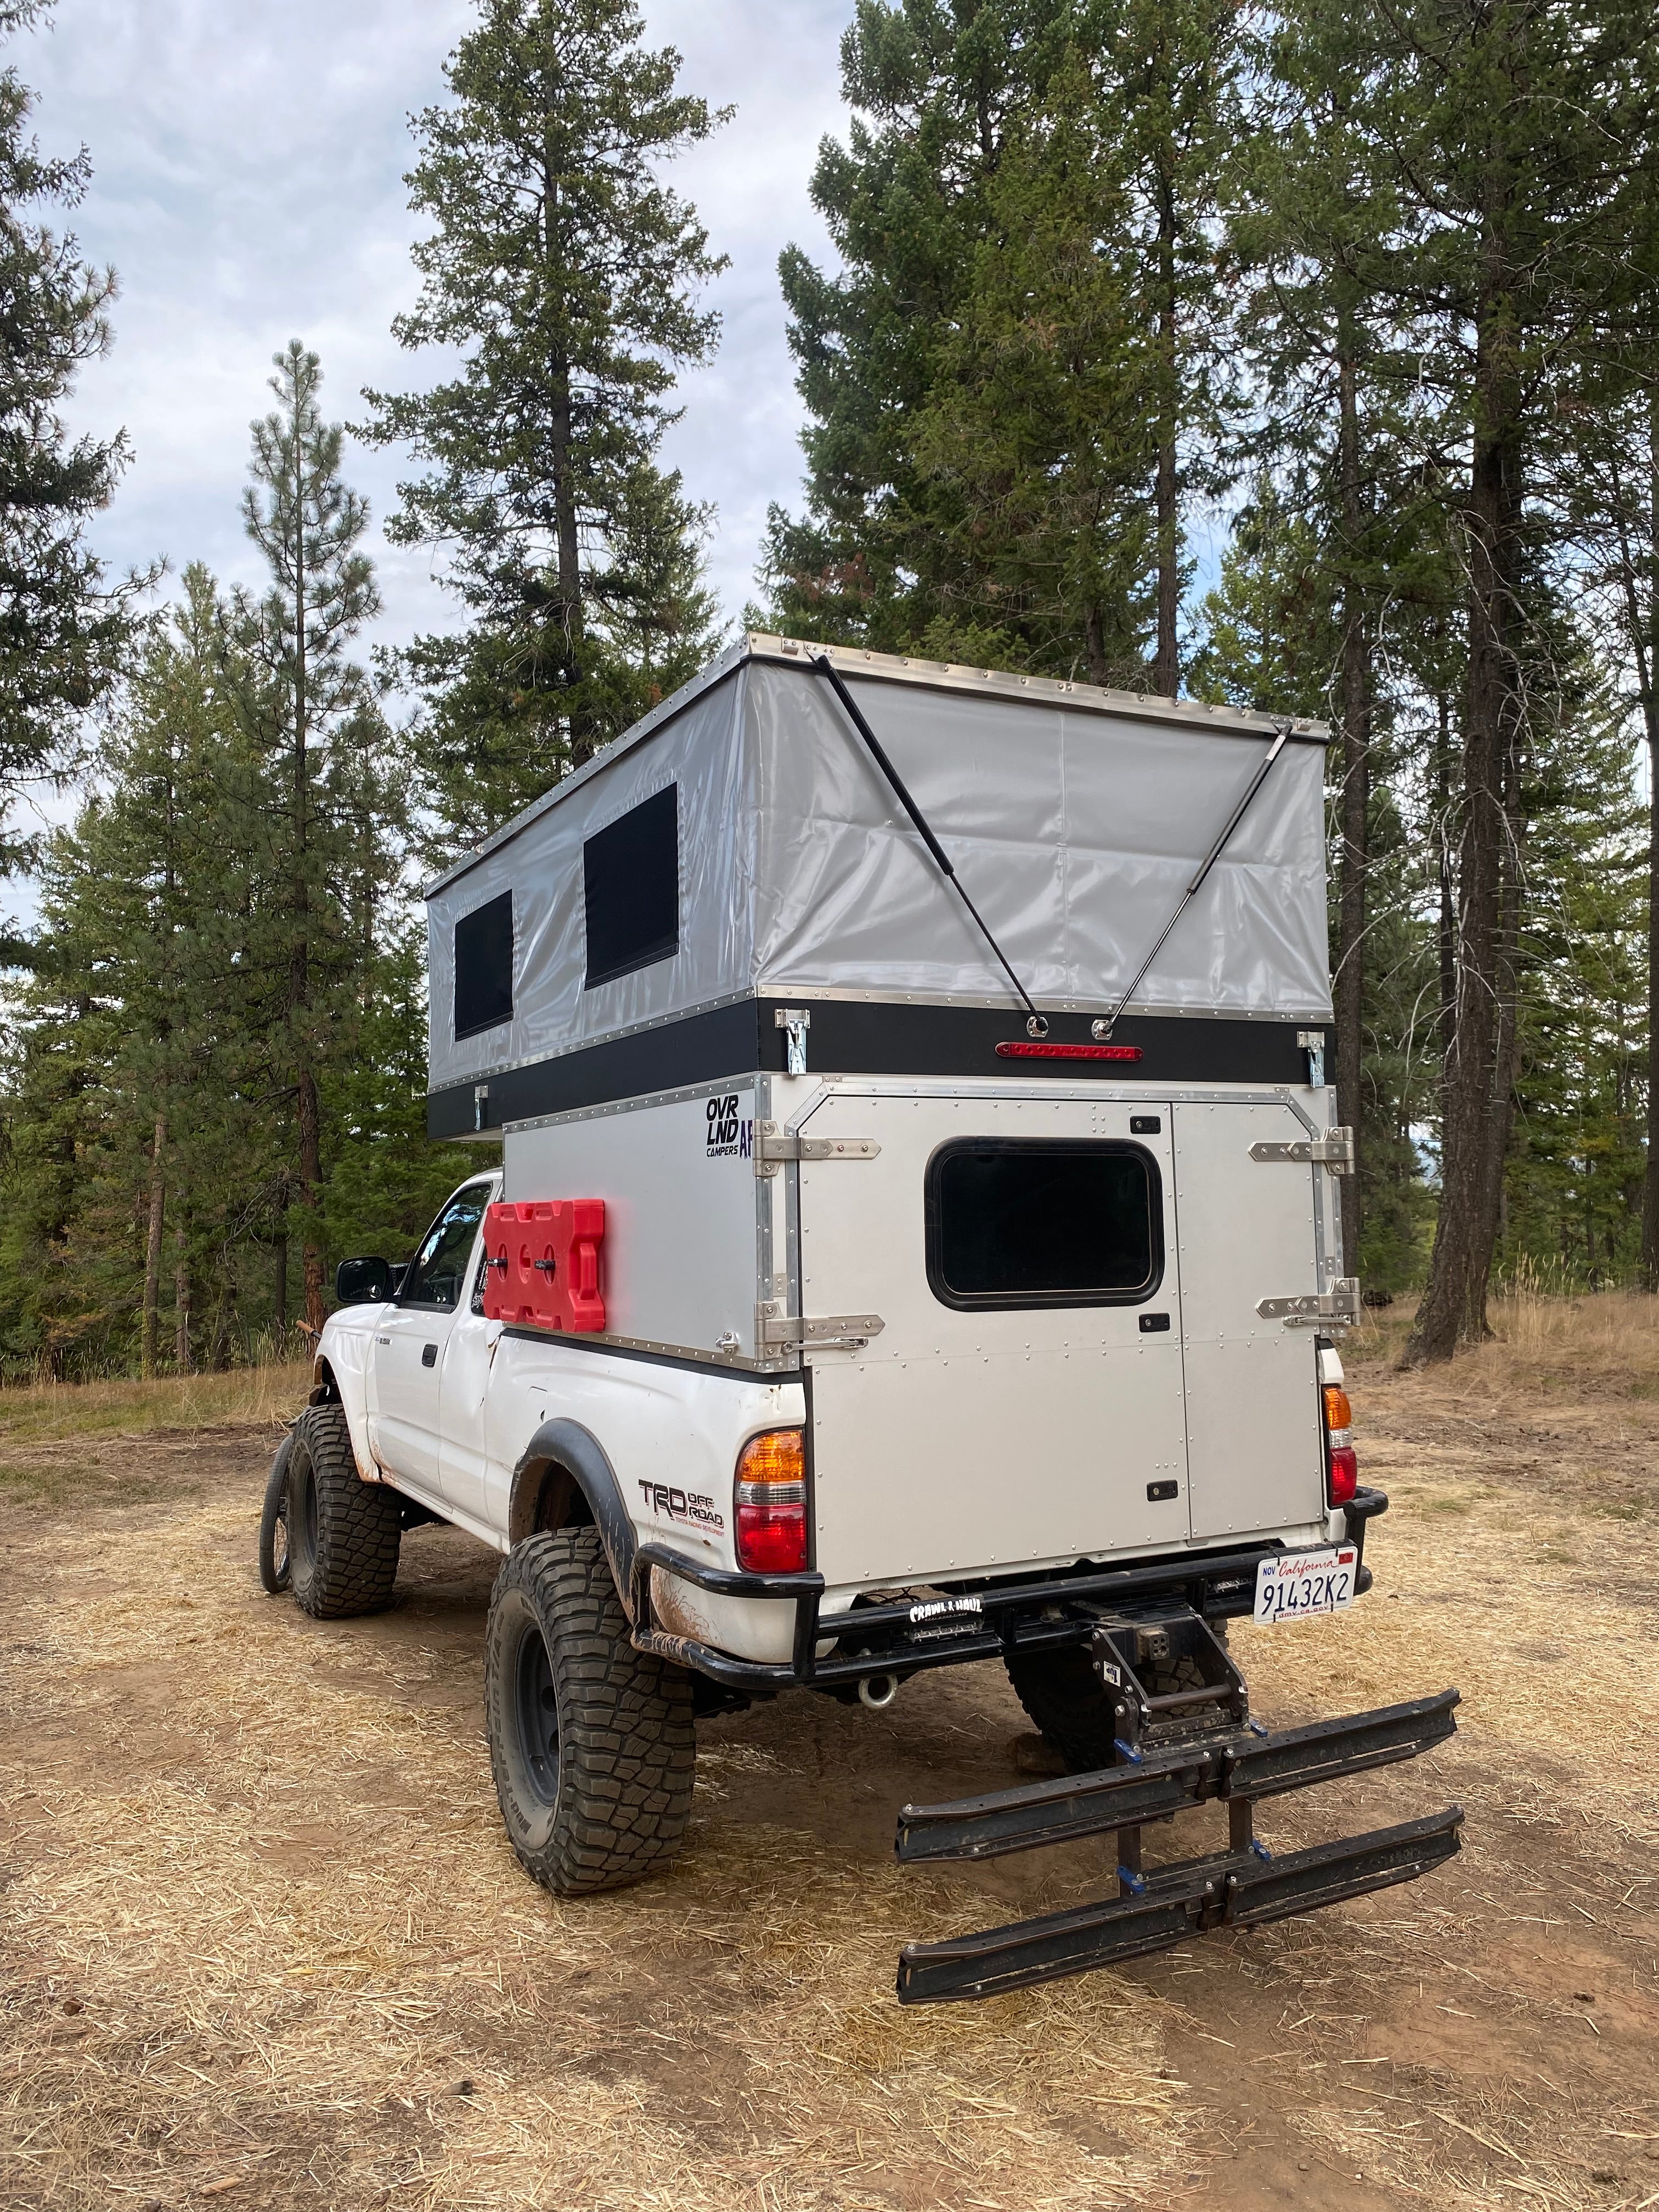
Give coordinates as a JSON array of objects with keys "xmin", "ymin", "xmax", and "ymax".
[
  {"xmin": 1250, "ymin": 1127, "xmax": 1354, "ymax": 1174},
  {"xmin": 753, "ymin": 1121, "xmax": 881, "ymax": 1177},
  {"xmin": 1255, "ymin": 1279, "xmax": 1361, "ymax": 1328},
  {"xmin": 756, "ymin": 1302, "xmax": 885, "ymax": 1348}
]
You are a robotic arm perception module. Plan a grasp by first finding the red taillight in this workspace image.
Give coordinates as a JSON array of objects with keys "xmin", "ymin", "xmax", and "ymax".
[
  {"xmin": 735, "ymin": 1430, "xmax": 808, "ymax": 1573},
  {"xmin": 1323, "ymin": 1384, "xmax": 1357, "ymax": 1506}
]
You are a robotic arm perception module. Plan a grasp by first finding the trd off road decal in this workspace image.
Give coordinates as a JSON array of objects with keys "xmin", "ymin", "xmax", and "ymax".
[
  {"xmin": 704, "ymin": 1094, "xmax": 753, "ymax": 1161},
  {"xmin": 637, "ymin": 1480, "xmax": 724, "ymax": 1533}
]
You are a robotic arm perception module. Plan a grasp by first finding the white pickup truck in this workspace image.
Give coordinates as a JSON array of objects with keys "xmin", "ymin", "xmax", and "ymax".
[{"xmin": 262, "ymin": 636, "xmax": 1461, "ymax": 2003}]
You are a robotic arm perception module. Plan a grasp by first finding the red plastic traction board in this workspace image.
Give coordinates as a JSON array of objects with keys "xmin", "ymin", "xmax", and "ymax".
[{"xmin": 482, "ymin": 1200, "xmax": 606, "ymax": 1334}]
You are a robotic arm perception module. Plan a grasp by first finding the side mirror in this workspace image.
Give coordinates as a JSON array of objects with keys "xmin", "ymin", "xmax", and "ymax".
[{"xmin": 335, "ymin": 1255, "xmax": 395, "ymax": 1306}]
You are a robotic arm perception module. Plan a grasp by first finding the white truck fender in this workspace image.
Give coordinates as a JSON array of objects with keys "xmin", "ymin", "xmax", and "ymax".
[{"xmin": 311, "ymin": 1316, "xmax": 380, "ymax": 1481}]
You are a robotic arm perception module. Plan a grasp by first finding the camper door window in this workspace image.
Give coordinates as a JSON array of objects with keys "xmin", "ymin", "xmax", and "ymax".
[{"xmin": 924, "ymin": 1139, "xmax": 1163, "ymax": 1311}]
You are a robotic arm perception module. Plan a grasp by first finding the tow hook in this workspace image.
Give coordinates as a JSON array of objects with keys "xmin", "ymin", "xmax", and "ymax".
[{"xmin": 859, "ymin": 1673, "xmax": 900, "ymax": 1711}]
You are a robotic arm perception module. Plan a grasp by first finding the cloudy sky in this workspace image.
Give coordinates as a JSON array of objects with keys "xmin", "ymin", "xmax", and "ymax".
[{"xmin": 17, "ymin": 0, "xmax": 855, "ymax": 660}]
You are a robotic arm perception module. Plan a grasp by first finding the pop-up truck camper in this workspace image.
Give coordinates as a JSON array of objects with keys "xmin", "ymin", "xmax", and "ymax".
[{"xmin": 262, "ymin": 633, "xmax": 1461, "ymax": 2001}]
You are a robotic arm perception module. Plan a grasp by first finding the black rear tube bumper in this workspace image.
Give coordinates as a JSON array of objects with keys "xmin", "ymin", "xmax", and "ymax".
[{"xmin": 630, "ymin": 1486, "xmax": 1389, "ymax": 1691}]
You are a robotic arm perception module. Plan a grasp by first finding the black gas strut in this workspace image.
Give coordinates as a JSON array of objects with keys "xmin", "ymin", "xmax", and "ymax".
[{"xmin": 810, "ymin": 653, "xmax": 1048, "ymax": 1036}]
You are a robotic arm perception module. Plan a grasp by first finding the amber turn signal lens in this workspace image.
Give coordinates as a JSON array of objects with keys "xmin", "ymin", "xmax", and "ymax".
[
  {"xmin": 735, "ymin": 1429, "xmax": 804, "ymax": 1489},
  {"xmin": 1322, "ymin": 1384, "xmax": 1352, "ymax": 1434}
]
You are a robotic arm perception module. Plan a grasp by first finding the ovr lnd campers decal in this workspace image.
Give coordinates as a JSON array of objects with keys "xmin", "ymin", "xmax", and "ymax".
[{"xmin": 705, "ymin": 1094, "xmax": 754, "ymax": 1161}]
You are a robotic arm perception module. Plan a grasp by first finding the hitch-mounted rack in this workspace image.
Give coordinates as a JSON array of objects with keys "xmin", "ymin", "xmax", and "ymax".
[{"xmin": 894, "ymin": 1609, "xmax": 1462, "ymax": 2004}]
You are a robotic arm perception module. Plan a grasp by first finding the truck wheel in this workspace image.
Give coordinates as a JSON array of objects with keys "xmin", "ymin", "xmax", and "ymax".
[
  {"xmin": 1003, "ymin": 1646, "xmax": 1121, "ymax": 1773},
  {"xmin": 485, "ymin": 1529, "xmax": 696, "ymax": 1895},
  {"xmin": 258, "ymin": 1434, "xmax": 294, "ymax": 1594},
  {"xmin": 285, "ymin": 1403, "xmax": 402, "ymax": 1619}
]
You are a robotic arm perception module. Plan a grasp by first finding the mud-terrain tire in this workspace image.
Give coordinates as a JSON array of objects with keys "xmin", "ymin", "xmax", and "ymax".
[
  {"xmin": 285, "ymin": 1403, "xmax": 402, "ymax": 1619},
  {"xmin": 485, "ymin": 1529, "xmax": 696, "ymax": 1895},
  {"xmin": 1003, "ymin": 1645, "xmax": 1121, "ymax": 1773},
  {"xmin": 258, "ymin": 1434, "xmax": 294, "ymax": 1594}
]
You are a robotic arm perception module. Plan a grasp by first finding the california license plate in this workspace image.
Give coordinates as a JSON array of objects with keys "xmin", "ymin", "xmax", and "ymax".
[{"xmin": 1254, "ymin": 1544, "xmax": 1358, "ymax": 1624}]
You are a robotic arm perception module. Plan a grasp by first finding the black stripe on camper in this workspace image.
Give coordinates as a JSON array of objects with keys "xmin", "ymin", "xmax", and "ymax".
[{"xmin": 428, "ymin": 1000, "xmax": 1321, "ymax": 1137}]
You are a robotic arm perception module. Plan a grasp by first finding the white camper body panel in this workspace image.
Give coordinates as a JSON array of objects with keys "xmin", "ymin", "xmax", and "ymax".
[{"xmin": 503, "ymin": 1083, "xmax": 768, "ymax": 1363}]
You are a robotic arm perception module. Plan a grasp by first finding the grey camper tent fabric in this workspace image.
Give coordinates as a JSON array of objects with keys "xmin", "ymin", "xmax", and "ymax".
[{"xmin": 425, "ymin": 637, "xmax": 1333, "ymax": 1098}]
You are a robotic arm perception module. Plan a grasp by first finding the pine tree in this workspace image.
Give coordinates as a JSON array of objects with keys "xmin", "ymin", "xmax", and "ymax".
[
  {"xmin": 1224, "ymin": 7, "xmax": 1454, "ymax": 1272},
  {"xmin": 234, "ymin": 342, "xmax": 386, "ymax": 1335},
  {"xmin": 0, "ymin": 0, "xmax": 138, "ymax": 878},
  {"xmin": 362, "ymin": 0, "xmax": 727, "ymax": 847},
  {"xmin": 904, "ymin": 46, "xmax": 1155, "ymax": 682},
  {"xmin": 759, "ymin": 0, "xmax": 1092, "ymax": 654},
  {"xmin": 1106, "ymin": 0, "xmax": 1237, "ymax": 695},
  {"xmin": 760, "ymin": 0, "xmax": 1234, "ymax": 690}
]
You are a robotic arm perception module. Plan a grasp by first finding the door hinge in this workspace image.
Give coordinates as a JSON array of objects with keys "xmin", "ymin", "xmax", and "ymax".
[
  {"xmin": 1249, "ymin": 1126, "xmax": 1354, "ymax": 1174},
  {"xmin": 755, "ymin": 1301, "xmax": 885, "ymax": 1347},
  {"xmin": 1255, "ymin": 1279, "xmax": 1361, "ymax": 1328},
  {"xmin": 753, "ymin": 1121, "xmax": 881, "ymax": 1178}
]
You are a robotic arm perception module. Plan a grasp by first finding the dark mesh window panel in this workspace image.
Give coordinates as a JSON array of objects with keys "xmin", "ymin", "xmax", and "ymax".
[
  {"xmin": 584, "ymin": 784, "xmax": 679, "ymax": 989},
  {"xmin": 454, "ymin": 891, "xmax": 514, "ymax": 1040},
  {"xmin": 925, "ymin": 1139, "xmax": 1162, "ymax": 1310}
]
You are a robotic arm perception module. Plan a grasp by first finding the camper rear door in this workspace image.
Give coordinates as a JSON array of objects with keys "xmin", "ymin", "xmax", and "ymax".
[{"xmin": 796, "ymin": 1091, "xmax": 1189, "ymax": 1587}]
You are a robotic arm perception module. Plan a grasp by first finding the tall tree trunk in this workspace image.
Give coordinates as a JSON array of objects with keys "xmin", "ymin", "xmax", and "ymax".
[
  {"xmin": 1436, "ymin": 687, "xmax": 1457, "ymax": 1073},
  {"xmin": 297, "ymin": 1068, "xmax": 325, "ymax": 1333},
  {"xmin": 1476, "ymin": 738, "xmax": 1525, "ymax": 1278},
  {"xmin": 1333, "ymin": 315, "xmax": 1370, "ymax": 1276},
  {"xmin": 1404, "ymin": 270, "xmax": 1522, "ymax": 1364},
  {"xmin": 1084, "ymin": 601, "xmax": 1110, "ymax": 687},
  {"xmin": 289, "ymin": 391, "xmax": 326, "ymax": 1338},
  {"xmin": 174, "ymin": 1217, "xmax": 192, "ymax": 1375},
  {"xmin": 1634, "ymin": 404, "xmax": 1659, "ymax": 1286},
  {"xmin": 543, "ymin": 148, "xmax": 589, "ymax": 759},
  {"xmin": 1152, "ymin": 154, "xmax": 1180, "ymax": 698},
  {"xmin": 142, "ymin": 1112, "xmax": 166, "ymax": 1379},
  {"xmin": 275, "ymin": 1223, "xmax": 289, "ymax": 1342}
]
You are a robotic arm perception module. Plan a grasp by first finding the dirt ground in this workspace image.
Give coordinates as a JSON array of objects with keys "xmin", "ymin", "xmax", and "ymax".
[{"xmin": 2, "ymin": 1350, "xmax": 1656, "ymax": 2211}]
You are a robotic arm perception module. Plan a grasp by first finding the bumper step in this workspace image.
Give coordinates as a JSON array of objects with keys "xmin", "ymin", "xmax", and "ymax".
[
  {"xmin": 895, "ymin": 1689, "xmax": 1460, "ymax": 1864},
  {"xmin": 896, "ymin": 1804, "xmax": 1465, "ymax": 2004}
]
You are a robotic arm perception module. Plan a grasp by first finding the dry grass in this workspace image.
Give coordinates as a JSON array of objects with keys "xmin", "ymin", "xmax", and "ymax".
[
  {"xmin": 0, "ymin": 1361, "xmax": 309, "ymax": 1448},
  {"xmin": 1345, "ymin": 1280, "xmax": 1659, "ymax": 1401}
]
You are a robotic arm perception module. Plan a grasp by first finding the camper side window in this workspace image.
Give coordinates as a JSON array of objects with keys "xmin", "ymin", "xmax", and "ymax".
[
  {"xmin": 454, "ymin": 891, "xmax": 514, "ymax": 1039},
  {"xmin": 584, "ymin": 785, "xmax": 679, "ymax": 988},
  {"xmin": 925, "ymin": 1139, "xmax": 1163, "ymax": 1310}
]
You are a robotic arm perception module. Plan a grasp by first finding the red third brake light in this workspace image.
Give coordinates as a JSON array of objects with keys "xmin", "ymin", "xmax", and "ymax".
[
  {"xmin": 734, "ymin": 1430, "xmax": 808, "ymax": 1573},
  {"xmin": 1324, "ymin": 1383, "xmax": 1358, "ymax": 1506}
]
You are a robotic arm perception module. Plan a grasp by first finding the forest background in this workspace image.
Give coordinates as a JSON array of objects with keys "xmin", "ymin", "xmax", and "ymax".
[{"xmin": 1, "ymin": 0, "xmax": 1656, "ymax": 1379}]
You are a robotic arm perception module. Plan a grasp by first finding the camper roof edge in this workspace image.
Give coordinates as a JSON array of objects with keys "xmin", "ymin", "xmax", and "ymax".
[{"xmin": 420, "ymin": 632, "xmax": 1333, "ymax": 902}]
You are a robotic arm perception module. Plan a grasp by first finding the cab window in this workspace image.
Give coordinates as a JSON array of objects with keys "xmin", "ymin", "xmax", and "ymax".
[{"xmin": 400, "ymin": 1185, "xmax": 492, "ymax": 1311}]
